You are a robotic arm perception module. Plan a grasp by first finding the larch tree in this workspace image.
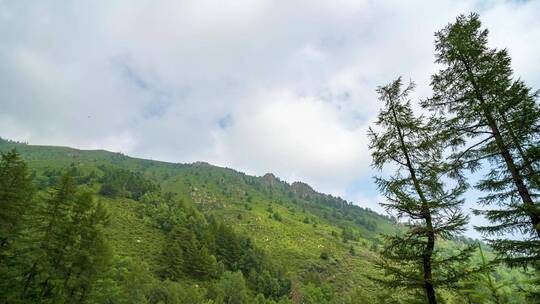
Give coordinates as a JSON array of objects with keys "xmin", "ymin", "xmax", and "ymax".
[
  {"xmin": 161, "ymin": 228, "xmax": 186, "ymax": 281},
  {"xmin": 422, "ymin": 13, "xmax": 540, "ymax": 267},
  {"xmin": 459, "ymin": 243, "xmax": 515, "ymax": 304},
  {"xmin": 0, "ymin": 150, "xmax": 35, "ymax": 302},
  {"xmin": 0, "ymin": 150, "xmax": 35, "ymax": 255},
  {"xmin": 21, "ymin": 173, "xmax": 79, "ymax": 301},
  {"xmin": 12, "ymin": 172, "xmax": 112, "ymax": 303},
  {"xmin": 369, "ymin": 78, "xmax": 472, "ymax": 304},
  {"xmin": 62, "ymin": 194, "xmax": 112, "ymax": 303}
]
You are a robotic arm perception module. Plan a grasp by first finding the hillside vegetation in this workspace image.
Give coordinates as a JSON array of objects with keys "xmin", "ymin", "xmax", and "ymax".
[{"xmin": 0, "ymin": 138, "xmax": 528, "ymax": 303}]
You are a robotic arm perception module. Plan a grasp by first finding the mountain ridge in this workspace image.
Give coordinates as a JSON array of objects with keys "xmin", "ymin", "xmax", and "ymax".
[
  {"xmin": 0, "ymin": 136, "xmax": 525, "ymax": 303},
  {"xmin": 0, "ymin": 137, "xmax": 381, "ymax": 216}
]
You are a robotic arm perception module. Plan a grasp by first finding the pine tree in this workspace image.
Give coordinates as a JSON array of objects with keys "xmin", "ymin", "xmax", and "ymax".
[
  {"xmin": 216, "ymin": 223, "xmax": 241, "ymax": 270},
  {"xmin": 215, "ymin": 271, "xmax": 248, "ymax": 304},
  {"xmin": 62, "ymin": 196, "xmax": 112, "ymax": 303},
  {"xmin": 161, "ymin": 237, "xmax": 185, "ymax": 281},
  {"xmin": 422, "ymin": 13, "xmax": 540, "ymax": 267},
  {"xmin": 19, "ymin": 172, "xmax": 77, "ymax": 301},
  {"xmin": 196, "ymin": 245, "xmax": 217, "ymax": 279},
  {"xmin": 163, "ymin": 226, "xmax": 216, "ymax": 280},
  {"xmin": 0, "ymin": 149, "xmax": 35, "ymax": 255},
  {"xmin": 368, "ymin": 78, "xmax": 472, "ymax": 303},
  {"xmin": 14, "ymin": 172, "xmax": 111, "ymax": 302},
  {"xmin": 0, "ymin": 150, "xmax": 35, "ymax": 302},
  {"xmin": 459, "ymin": 243, "xmax": 516, "ymax": 304}
]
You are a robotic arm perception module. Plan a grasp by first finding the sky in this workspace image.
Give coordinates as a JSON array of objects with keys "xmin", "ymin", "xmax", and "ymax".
[{"xmin": 1, "ymin": 0, "xmax": 539, "ymax": 238}]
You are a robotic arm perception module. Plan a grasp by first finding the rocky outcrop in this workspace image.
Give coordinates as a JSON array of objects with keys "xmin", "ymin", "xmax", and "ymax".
[
  {"xmin": 290, "ymin": 181, "xmax": 317, "ymax": 199},
  {"xmin": 261, "ymin": 173, "xmax": 279, "ymax": 188}
]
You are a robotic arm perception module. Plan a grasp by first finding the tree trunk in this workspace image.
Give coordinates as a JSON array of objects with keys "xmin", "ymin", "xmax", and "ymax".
[
  {"xmin": 482, "ymin": 109, "xmax": 540, "ymax": 233},
  {"xmin": 497, "ymin": 110, "xmax": 540, "ymax": 189},
  {"xmin": 390, "ymin": 99, "xmax": 437, "ymax": 304},
  {"xmin": 423, "ymin": 225, "xmax": 437, "ymax": 304},
  {"xmin": 461, "ymin": 57, "xmax": 540, "ymax": 238},
  {"xmin": 424, "ymin": 281, "xmax": 437, "ymax": 304}
]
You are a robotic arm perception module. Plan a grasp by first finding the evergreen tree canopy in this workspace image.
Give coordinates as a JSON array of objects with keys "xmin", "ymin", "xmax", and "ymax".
[
  {"xmin": 423, "ymin": 13, "xmax": 540, "ymax": 267},
  {"xmin": 11, "ymin": 173, "xmax": 112, "ymax": 303},
  {"xmin": 0, "ymin": 149, "xmax": 34, "ymax": 254},
  {"xmin": 369, "ymin": 78, "xmax": 472, "ymax": 303},
  {"xmin": 459, "ymin": 243, "xmax": 517, "ymax": 304}
]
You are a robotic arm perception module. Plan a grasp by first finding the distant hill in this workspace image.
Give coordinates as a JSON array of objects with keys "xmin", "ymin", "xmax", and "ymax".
[{"xmin": 0, "ymin": 137, "xmax": 526, "ymax": 303}]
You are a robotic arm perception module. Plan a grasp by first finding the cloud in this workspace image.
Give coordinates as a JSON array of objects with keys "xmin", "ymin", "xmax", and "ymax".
[
  {"xmin": 0, "ymin": 0, "xmax": 539, "ymax": 235},
  {"xmin": 217, "ymin": 89, "xmax": 369, "ymax": 194}
]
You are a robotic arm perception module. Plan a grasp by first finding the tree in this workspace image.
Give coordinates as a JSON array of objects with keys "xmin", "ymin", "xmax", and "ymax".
[
  {"xmin": 422, "ymin": 13, "xmax": 540, "ymax": 267},
  {"xmin": 195, "ymin": 245, "xmax": 217, "ymax": 279},
  {"xmin": 215, "ymin": 271, "xmax": 248, "ymax": 304},
  {"xmin": 0, "ymin": 150, "xmax": 35, "ymax": 302},
  {"xmin": 161, "ymin": 237, "xmax": 185, "ymax": 281},
  {"xmin": 98, "ymin": 166, "xmax": 158, "ymax": 200},
  {"xmin": 215, "ymin": 223, "xmax": 241, "ymax": 270},
  {"xmin": 13, "ymin": 173, "xmax": 112, "ymax": 303},
  {"xmin": 62, "ymin": 196, "xmax": 112, "ymax": 303},
  {"xmin": 459, "ymin": 243, "xmax": 516, "ymax": 304},
  {"xmin": 0, "ymin": 149, "xmax": 34, "ymax": 255},
  {"xmin": 300, "ymin": 283, "xmax": 329, "ymax": 304},
  {"xmin": 163, "ymin": 227, "xmax": 217, "ymax": 280},
  {"xmin": 147, "ymin": 280, "xmax": 208, "ymax": 304},
  {"xmin": 18, "ymin": 173, "xmax": 79, "ymax": 301},
  {"xmin": 368, "ymin": 78, "xmax": 472, "ymax": 303},
  {"xmin": 341, "ymin": 227, "xmax": 354, "ymax": 243},
  {"xmin": 349, "ymin": 245, "xmax": 356, "ymax": 256}
]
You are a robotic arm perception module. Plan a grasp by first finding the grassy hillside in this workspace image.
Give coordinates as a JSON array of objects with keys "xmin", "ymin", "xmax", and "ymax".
[{"xmin": 0, "ymin": 138, "xmax": 528, "ymax": 303}]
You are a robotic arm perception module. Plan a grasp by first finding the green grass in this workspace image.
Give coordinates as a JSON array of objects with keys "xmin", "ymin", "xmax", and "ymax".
[{"xmin": 0, "ymin": 138, "xmax": 528, "ymax": 302}]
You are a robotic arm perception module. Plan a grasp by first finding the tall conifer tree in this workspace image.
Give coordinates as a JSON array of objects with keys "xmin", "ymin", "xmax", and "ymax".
[
  {"xmin": 0, "ymin": 150, "xmax": 35, "ymax": 302},
  {"xmin": 0, "ymin": 150, "xmax": 34, "ymax": 254},
  {"xmin": 423, "ymin": 13, "xmax": 540, "ymax": 267},
  {"xmin": 14, "ymin": 173, "xmax": 111, "ymax": 302},
  {"xmin": 459, "ymin": 243, "xmax": 515, "ymax": 304},
  {"xmin": 369, "ymin": 78, "xmax": 472, "ymax": 304}
]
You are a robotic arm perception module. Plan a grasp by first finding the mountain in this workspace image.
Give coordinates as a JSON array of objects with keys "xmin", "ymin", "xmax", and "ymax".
[{"xmin": 0, "ymin": 138, "xmax": 527, "ymax": 303}]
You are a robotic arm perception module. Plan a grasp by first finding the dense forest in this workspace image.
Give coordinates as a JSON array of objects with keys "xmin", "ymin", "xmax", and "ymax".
[{"xmin": 0, "ymin": 13, "xmax": 539, "ymax": 304}]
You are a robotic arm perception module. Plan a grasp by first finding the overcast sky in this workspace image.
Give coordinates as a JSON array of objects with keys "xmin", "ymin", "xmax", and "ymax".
[{"xmin": 1, "ymin": 0, "xmax": 539, "ymax": 238}]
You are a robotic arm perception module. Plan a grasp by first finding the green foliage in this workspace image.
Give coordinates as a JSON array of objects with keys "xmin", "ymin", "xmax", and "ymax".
[
  {"xmin": 300, "ymin": 283, "xmax": 333, "ymax": 304},
  {"xmin": 136, "ymin": 190, "xmax": 291, "ymax": 300},
  {"xmin": 215, "ymin": 223, "xmax": 242, "ymax": 271},
  {"xmin": 458, "ymin": 244, "xmax": 523, "ymax": 304},
  {"xmin": 320, "ymin": 251, "xmax": 329, "ymax": 260},
  {"xmin": 341, "ymin": 227, "xmax": 356, "ymax": 243},
  {"xmin": 3, "ymin": 10, "xmax": 540, "ymax": 304},
  {"xmin": 213, "ymin": 271, "xmax": 248, "ymax": 304},
  {"xmin": 423, "ymin": 13, "xmax": 540, "ymax": 268},
  {"xmin": 369, "ymin": 78, "xmax": 473, "ymax": 303},
  {"xmin": 0, "ymin": 137, "xmax": 531, "ymax": 303},
  {"xmin": 161, "ymin": 226, "xmax": 217, "ymax": 280},
  {"xmin": 1, "ymin": 171, "xmax": 112, "ymax": 303},
  {"xmin": 272, "ymin": 212, "xmax": 283, "ymax": 222},
  {"xmin": 0, "ymin": 149, "xmax": 35, "ymax": 259},
  {"xmin": 349, "ymin": 245, "xmax": 356, "ymax": 256},
  {"xmin": 99, "ymin": 165, "xmax": 158, "ymax": 200}
]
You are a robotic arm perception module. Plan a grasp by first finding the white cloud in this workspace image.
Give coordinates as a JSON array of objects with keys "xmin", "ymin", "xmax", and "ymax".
[
  {"xmin": 217, "ymin": 89, "xmax": 369, "ymax": 194},
  {"xmin": 481, "ymin": 1, "xmax": 540, "ymax": 84},
  {"xmin": 354, "ymin": 192, "xmax": 388, "ymax": 215},
  {"xmin": 0, "ymin": 0, "xmax": 539, "ymax": 234}
]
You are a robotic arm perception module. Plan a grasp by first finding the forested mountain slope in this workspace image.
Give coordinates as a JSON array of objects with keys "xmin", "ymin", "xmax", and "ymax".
[{"xmin": 0, "ymin": 138, "xmax": 527, "ymax": 303}]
